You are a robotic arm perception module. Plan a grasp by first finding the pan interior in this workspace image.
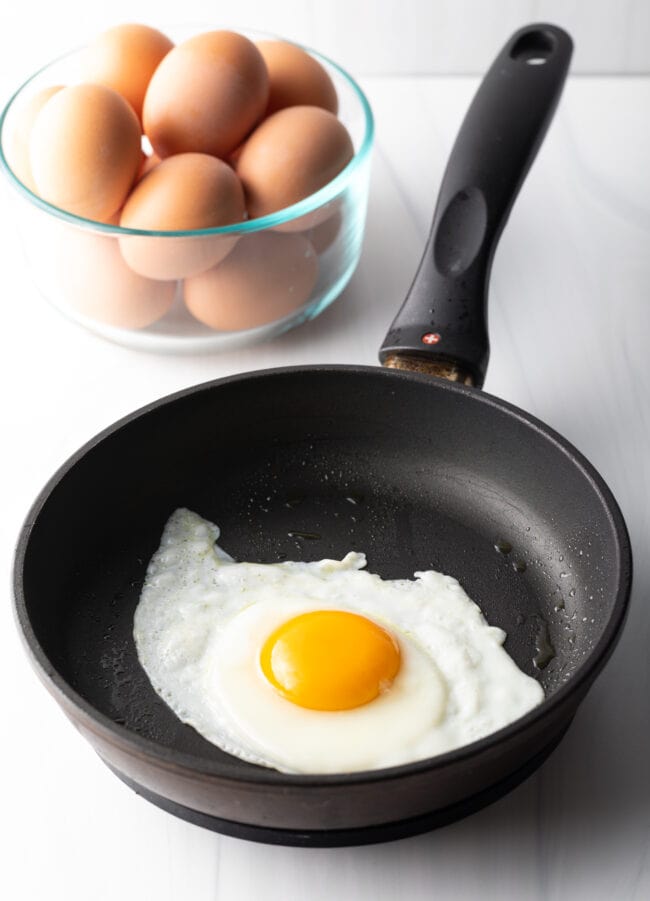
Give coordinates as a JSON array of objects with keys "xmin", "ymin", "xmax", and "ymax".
[{"xmin": 19, "ymin": 369, "xmax": 623, "ymax": 772}]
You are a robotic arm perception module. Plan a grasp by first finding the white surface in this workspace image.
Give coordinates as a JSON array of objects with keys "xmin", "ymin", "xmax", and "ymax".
[
  {"xmin": 1, "ymin": 71, "xmax": 650, "ymax": 899},
  {"xmin": 1, "ymin": 0, "xmax": 650, "ymax": 78}
]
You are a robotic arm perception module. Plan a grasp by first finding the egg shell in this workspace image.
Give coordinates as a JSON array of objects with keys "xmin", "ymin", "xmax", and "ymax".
[
  {"xmin": 235, "ymin": 106, "xmax": 354, "ymax": 227},
  {"xmin": 119, "ymin": 152, "xmax": 246, "ymax": 280},
  {"xmin": 183, "ymin": 231, "xmax": 318, "ymax": 330},
  {"xmin": 29, "ymin": 83, "xmax": 142, "ymax": 222},
  {"xmin": 4, "ymin": 85, "xmax": 63, "ymax": 192},
  {"xmin": 83, "ymin": 24, "xmax": 174, "ymax": 121},
  {"xmin": 45, "ymin": 220, "xmax": 176, "ymax": 328},
  {"xmin": 143, "ymin": 31, "xmax": 269, "ymax": 159},
  {"xmin": 256, "ymin": 40, "xmax": 338, "ymax": 115}
]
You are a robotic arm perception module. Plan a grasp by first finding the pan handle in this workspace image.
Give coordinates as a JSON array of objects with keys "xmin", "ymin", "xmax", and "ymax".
[{"xmin": 378, "ymin": 23, "xmax": 573, "ymax": 388}]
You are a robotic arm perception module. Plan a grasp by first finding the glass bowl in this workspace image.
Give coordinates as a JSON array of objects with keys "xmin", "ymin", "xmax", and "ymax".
[{"xmin": 0, "ymin": 28, "xmax": 374, "ymax": 353}]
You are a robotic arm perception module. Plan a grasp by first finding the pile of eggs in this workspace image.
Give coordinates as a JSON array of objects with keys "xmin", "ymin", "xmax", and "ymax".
[{"xmin": 4, "ymin": 25, "xmax": 362, "ymax": 334}]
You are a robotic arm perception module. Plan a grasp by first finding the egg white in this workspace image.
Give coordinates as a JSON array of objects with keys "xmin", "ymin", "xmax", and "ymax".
[{"xmin": 133, "ymin": 508, "xmax": 544, "ymax": 774}]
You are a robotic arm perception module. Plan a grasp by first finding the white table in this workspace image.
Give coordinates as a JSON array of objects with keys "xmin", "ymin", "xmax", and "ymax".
[{"xmin": 2, "ymin": 75, "xmax": 649, "ymax": 900}]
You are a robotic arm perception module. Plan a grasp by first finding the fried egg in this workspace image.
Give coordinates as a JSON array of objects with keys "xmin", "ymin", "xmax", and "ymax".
[{"xmin": 133, "ymin": 508, "xmax": 543, "ymax": 773}]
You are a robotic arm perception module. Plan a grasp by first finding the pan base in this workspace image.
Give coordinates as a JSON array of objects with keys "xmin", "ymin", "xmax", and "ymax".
[{"xmin": 106, "ymin": 722, "xmax": 569, "ymax": 847}]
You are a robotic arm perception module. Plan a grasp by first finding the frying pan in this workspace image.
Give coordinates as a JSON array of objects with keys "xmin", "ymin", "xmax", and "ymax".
[{"xmin": 14, "ymin": 23, "xmax": 631, "ymax": 848}]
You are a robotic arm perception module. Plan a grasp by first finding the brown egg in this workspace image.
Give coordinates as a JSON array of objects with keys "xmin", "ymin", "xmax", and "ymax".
[
  {"xmin": 119, "ymin": 152, "xmax": 246, "ymax": 280},
  {"xmin": 143, "ymin": 31, "xmax": 269, "ymax": 159},
  {"xmin": 50, "ymin": 222, "xmax": 176, "ymax": 329},
  {"xmin": 303, "ymin": 207, "xmax": 343, "ymax": 253},
  {"xmin": 236, "ymin": 106, "xmax": 353, "ymax": 226},
  {"xmin": 83, "ymin": 24, "xmax": 174, "ymax": 122},
  {"xmin": 29, "ymin": 84, "xmax": 142, "ymax": 221},
  {"xmin": 4, "ymin": 85, "xmax": 63, "ymax": 191},
  {"xmin": 256, "ymin": 40, "xmax": 338, "ymax": 115},
  {"xmin": 137, "ymin": 151, "xmax": 162, "ymax": 181},
  {"xmin": 228, "ymin": 143, "xmax": 244, "ymax": 168},
  {"xmin": 184, "ymin": 231, "xmax": 318, "ymax": 330}
]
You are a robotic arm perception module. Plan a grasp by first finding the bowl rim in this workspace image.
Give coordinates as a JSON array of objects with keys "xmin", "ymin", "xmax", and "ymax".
[
  {"xmin": 12, "ymin": 365, "xmax": 634, "ymax": 789},
  {"xmin": 0, "ymin": 29, "xmax": 375, "ymax": 237}
]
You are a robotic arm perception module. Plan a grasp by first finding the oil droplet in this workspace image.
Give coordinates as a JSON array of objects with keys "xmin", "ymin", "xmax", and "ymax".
[
  {"xmin": 495, "ymin": 539, "xmax": 513, "ymax": 555},
  {"xmin": 287, "ymin": 530, "xmax": 321, "ymax": 541},
  {"xmin": 512, "ymin": 559, "xmax": 527, "ymax": 573},
  {"xmin": 533, "ymin": 618, "xmax": 556, "ymax": 670}
]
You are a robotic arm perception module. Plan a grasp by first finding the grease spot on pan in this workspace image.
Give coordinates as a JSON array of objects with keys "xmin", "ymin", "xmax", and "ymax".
[
  {"xmin": 287, "ymin": 530, "xmax": 321, "ymax": 541},
  {"xmin": 533, "ymin": 617, "xmax": 556, "ymax": 670},
  {"xmin": 494, "ymin": 539, "xmax": 513, "ymax": 555}
]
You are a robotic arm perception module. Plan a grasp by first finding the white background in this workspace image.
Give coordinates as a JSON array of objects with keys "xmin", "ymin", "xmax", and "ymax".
[
  {"xmin": 1, "ymin": 2, "xmax": 650, "ymax": 900},
  {"xmin": 2, "ymin": 0, "xmax": 650, "ymax": 83}
]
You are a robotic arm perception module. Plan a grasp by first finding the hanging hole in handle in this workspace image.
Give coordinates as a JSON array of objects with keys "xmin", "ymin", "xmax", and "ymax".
[{"xmin": 510, "ymin": 30, "xmax": 556, "ymax": 65}]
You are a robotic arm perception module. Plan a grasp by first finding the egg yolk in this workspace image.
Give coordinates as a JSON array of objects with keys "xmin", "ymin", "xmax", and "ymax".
[{"xmin": 260, "ymin": 610, "xmax": 401, "ymax": 711}]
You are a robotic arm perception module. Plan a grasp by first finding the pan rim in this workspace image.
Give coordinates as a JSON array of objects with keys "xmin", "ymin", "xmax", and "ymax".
[{"xmin": 13, "ymin": 364, "xmax": 633, "ymax": 789}]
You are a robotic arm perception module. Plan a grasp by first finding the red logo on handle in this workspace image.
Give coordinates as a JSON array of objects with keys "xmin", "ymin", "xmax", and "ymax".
[{"xmin": 422, "ymin": 332, "xmax": 441, "ymax": 345}]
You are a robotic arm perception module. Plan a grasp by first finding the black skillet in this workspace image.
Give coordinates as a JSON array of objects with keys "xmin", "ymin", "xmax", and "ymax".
[{"xmin": 14, "ymin": 23, "xmax": 631, "ymax": 847}]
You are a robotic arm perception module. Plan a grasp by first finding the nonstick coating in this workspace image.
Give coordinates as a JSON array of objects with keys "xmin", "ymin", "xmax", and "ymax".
[{"xmin": 15, "ymin": 366, "xmax": 631, "ymax": 843}]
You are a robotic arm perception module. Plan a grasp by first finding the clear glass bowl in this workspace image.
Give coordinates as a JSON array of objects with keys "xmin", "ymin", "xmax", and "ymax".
[{"xmin": 0, "ymin": 28, "xmax": 374, "ymax": 353}]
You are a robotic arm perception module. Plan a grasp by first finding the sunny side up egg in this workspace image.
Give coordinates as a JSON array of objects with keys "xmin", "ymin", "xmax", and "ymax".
[{"xmin": 133, "ymin": 508, "xmax": 544, "ymax": 774}]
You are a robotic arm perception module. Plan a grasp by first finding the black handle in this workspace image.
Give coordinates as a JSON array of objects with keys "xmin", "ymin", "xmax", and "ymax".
[{"xmin": 379, "ymin": 24, "xmax": 573, "ymax": 387}]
